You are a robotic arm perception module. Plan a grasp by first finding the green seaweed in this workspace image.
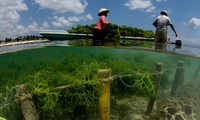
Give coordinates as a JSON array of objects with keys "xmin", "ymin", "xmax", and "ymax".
[
  {"xmin": 27, "ymin": 61, "xmax": 102, "ymax": 113},
  {"xmin": 0, "ymin": 87, "xmax": 23, "ymax": 120},
  {"xmin": 0, "ymin": 46, "xmax": 191, "ymax": 119},
  {"xmin": 133, "ymin": 71, "xmax": 155, "ymax": 97}
]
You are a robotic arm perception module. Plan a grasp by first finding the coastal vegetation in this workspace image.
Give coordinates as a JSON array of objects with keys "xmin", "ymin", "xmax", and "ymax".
[
  {"xmin": 67, "ymin": 24, "xmax": 154, "ymax": 38},
  {"xmin": 0, "ymin": 35, "xmax": 44, "ymax": 44},
  {"xmin": 68, "ymin": 24, "xmax": 154, "ymax": 46}
]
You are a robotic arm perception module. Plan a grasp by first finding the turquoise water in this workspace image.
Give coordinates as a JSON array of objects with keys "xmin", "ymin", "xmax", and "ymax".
[{"xmin": 0, "ymin": 41, "xmax": 200, "ymax": 119}]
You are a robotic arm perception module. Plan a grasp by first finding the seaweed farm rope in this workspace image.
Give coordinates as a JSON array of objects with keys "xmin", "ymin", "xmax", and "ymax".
[
  {"xmin": 112, "ymin": 65, "xmax": 181, "ymax": 88},
  {"xmin": 162, "ymin": 67, "xmax": 181, "ymax": 72},
  {"xmin": 117, "ymin": 75, "xmax": 136, "ymax": 88},
  {"xmin": 116, "ymin": 66, "xmax": 181, "ymax": 88}
]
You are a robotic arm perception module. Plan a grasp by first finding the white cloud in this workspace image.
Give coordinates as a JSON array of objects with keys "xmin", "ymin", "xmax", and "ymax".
[
  {"xmin": 0, "ymin": 0, "xmax": 28, "ymax": 39},
  {"xmin": 52, "ymin": 16, "xmax": 73, "ymax": 27},
  {"xmin": 189, "ymin": 18, "xmax": 200, "ymax": 28},
  {"xmin": 145, "ymin": 6, "xmax": 156, "ymax": 12},
  {"xmin": 68, "ymin": 14, "xmax": 93, "ymax": 22},
  {"xmin": 52, "ymin": 14, "xmax": 93, "ymax": 27},
  {"xmin": 151, "ymin": 14, "xmax": 157, "ymax": 18},
  {"xmin": 180, "ymin": 36, "xmax": 200, "ymax": 48},
  {"xmin": 33, "ymin": 0, "xmax": 88, "ymax": 14},
  {"xmin": 0, "ymin": 0, "xmax": 28, "ymax": 11},
  {"xmin": 156, "ymin": 0, "xmax": 167, "ymax": 3},
  {"xmin": 28, "ymin": 22, "xmax": 40, "ymax": 32},
  {"xmin": 43, "ymin": 21, "xmax": 50, "ymax": 29},
  {"xmin": 11, "ymin": 22, "xmax": 40, "ymax": 36},
  {"xmin": 124, "ymin": 0, "xmax": 154, "ymax": 12}
]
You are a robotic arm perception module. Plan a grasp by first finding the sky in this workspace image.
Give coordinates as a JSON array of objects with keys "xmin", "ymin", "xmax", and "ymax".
[{"xmin": 0, "ymin": 0, "xmax": 200, "ymax": 47}]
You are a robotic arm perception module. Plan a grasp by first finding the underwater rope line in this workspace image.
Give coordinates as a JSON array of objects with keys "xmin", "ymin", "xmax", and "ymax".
[
  {"xmin": 114, "ymin": 70, "xmax": 138, "ymax": 88},
  {"xmin": 162, "ymin": 66, "xmax": 181, "ymax": 72},
  {"xmin": 115, "ymin": 66, "xmax": 182, "ymax": 88},
  {"xmin": 115, "ymin": 70, "xmax": 144, "ymax": 88},
  {"xmin": 117, "ymin": 75, "xmax": 136, "ymax": 88},
  {"xmin": 149, "ymin": 66, "xmax": 182, "ymax": 74}
]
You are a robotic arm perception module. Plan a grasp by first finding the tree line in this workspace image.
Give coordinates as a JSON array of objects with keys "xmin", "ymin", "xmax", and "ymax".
[
  {"xmin": 0, "ymin": 35, "xmax": 45, "ymax": 44},
  {"xmin": 68, "ymin": 24, "xmax": 154, "ymax": 45},
  {"xmin": 67, "ymin": 24, "xmax": 154, "ymax": 38}
]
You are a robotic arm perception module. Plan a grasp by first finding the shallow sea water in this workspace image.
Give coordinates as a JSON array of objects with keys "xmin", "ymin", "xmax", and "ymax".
[{"xmin": 0, "ymin": 40, "xmax": 200, "ymax": 120}]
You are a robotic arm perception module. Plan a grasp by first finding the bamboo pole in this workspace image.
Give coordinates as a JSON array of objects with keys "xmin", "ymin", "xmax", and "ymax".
[
  {"xmin": 98, "ymin": 69, "xmax": 112, "ymax": 120},
  {"xmin": 170, "ymin": 61, "xmax": 184, "ymax": 96},
  {"xmin": 145, "ymin": 62, "xmax": 163, "ymax": 115}
]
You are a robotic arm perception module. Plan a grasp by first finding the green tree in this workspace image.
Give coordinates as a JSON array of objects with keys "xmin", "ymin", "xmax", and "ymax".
[
  {"xmin": 67, "ymin": 24, "xmax": 154, "ymax": 38},
  {"xmin": 67, "ymin": 24, "xmax": 154, "ymax": 46}
]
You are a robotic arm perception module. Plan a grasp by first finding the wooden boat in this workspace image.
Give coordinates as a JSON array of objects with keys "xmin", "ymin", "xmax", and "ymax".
[{"xmin": 39, "ymin": 30, "xmax": 93, "ymax": 40}]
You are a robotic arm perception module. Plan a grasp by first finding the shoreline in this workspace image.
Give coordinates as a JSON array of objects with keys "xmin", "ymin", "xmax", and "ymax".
[{"xmin": 0, "ymin": 39, "xmax": 49, "ymax": 47}]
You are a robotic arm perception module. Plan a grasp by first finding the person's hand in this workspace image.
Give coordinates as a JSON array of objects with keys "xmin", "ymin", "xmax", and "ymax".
[{"xmin": 175, "ymin": 33, "xmax": 178, "ymax": 37}]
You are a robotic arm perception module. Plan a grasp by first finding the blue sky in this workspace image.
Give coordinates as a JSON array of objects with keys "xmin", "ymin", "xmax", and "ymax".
[{"xmin": 1, "ymin": 0, "xmax": 200, "ymax": 47}]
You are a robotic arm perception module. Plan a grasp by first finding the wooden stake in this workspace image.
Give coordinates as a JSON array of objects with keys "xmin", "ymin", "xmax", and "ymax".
[
  {"xmin": 98, "ymin": 69, "xmax": 111, "ymax": 120},
  {"xmin": 145, "ymin": 62, "xmax": 163, "ymax": 115},
  {"xmin": 15, "ymin": 84, "xmax": 39, "ymax": 120},
  {"xmin": 170, "ymin": 61, "xmax": 184, "ymax": 96}
]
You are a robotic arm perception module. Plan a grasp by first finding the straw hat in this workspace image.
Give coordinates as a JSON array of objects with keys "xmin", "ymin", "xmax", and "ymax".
[
  {"xmin": 160, "ymin": 10, "xmax": 168, "ymax": 16},
  {"xmin": 98, "ymin": 8, "xmax": 109, "ymax": 16}
]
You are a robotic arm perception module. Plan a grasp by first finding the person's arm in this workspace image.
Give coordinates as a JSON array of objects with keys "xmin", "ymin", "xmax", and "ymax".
[
  {"xmin": 170, "ymin": 24, "xmax": 178, "ymax": 37},
  {"xmin": 101, "ymin": 16, "xmax": 110, "ymax": 25},
  {"xmin": 153, "ymin": 19, "xmax": 157, "ymax": 28}
]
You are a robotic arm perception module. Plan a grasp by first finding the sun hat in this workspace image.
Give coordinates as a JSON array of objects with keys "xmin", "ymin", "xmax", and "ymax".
[
  {"xmin": 98, "ymin": 8, "xmax": 109, "ymax": 16},
  {"xmin": 160, "ymin": 10, "xmax": 168, "ymax": 16}
]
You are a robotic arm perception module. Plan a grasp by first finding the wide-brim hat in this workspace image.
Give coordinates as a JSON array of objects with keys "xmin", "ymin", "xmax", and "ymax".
[
  {"xmin": 160, "ymin": 10, "xmax": 168, "ymax": 16},
  {"xmin": 98, "ymin": 8, "xmax": 109, "ymax": 16}
]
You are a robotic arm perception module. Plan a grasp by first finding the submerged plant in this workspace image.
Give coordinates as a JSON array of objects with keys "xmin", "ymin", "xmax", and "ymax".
[
  {"xmin": 133, "ymin": 71, "xmax": 155, "ymax": 97},
  {"xmin": 0, "ymin": 117, "xmax": 6, "ymax": 120},
  {"xmin": 0, "ymin": 46, "xmax": 177, "ymax": 119},
  {"xmin": 29, "ymin": 71, "xmax": 60, "ymax": 110},
  {"xmin": 75, "ymin": 61, "xmax": 105, "ymax": 81},
  {"xmin": 27, "ymin": 61, "xmax": 102, "ymax": 116},
  {"xmin": 0, "ymin": 87, "xmax": 22, "ymax": 120},
  {"xmin": 111, "ymin": 70, "xmax": 155, "ymax": 98}
]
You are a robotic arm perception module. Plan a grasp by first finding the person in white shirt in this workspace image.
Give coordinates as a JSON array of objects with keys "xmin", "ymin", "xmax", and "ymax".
[{"xmin": 153, "ymin": 10, "xmax": 178, "ymax": 50}]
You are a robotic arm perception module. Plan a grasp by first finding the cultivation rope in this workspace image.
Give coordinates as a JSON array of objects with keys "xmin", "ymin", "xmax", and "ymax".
[
  {"xmin": 117, "ymin": 75, "xmax": 136, "ymax": 88},
  {"xmin": 114, "ymin": 66, "xmax": 182, "ymax": 88},
  {"xmin": 162, "ymin": 66, "xmax": 181, "ymax": 72},
  {"xmin": 114, "ymin": 70, "xmax": 139, "ymax": 88}
]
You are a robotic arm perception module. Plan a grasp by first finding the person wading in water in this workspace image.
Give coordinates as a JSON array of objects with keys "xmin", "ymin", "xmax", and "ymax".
[
  {"xmin": 93, "ymin": 8, "xmax": 111, "ymax": 46},
  {"xmin": 153, "ymin": 10, "xmax": 178, "ymax": 50}
]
